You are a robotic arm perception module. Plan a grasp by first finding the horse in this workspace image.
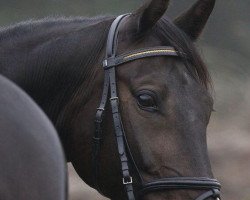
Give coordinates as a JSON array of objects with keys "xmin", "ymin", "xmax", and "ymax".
[
  {"xmin": 0, "ymin": 0, "xmax": 221, "ymax": 199},
  {"xmin": 0, "ymin": 75, "xmax": 67, "ymax": 200}
]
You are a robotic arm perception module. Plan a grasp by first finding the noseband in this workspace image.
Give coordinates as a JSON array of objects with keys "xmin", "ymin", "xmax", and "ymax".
[{"xmin": 92, "ymin": 14, "xmax": 221, "ymax": 200}]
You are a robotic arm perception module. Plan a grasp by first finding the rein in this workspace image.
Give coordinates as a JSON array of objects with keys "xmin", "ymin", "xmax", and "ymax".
[{"xmin": 92, "ymin": 14, "xmax": 221, "ymax": 200}]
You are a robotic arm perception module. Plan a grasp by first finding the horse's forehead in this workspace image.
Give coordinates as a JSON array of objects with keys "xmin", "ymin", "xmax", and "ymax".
[
  {"xmin": 118, "ymin": 31, "xmax": 163, "ymax": 53},
  {"xmin": 120, "ymin": 57, "xmax": 191, "ymax": 87}
]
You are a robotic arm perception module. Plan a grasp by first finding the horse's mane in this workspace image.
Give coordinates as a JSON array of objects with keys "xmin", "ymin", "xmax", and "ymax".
[
  {"xmin": 0, "ymin": 16, "xmax": 114, "ymax": 129},
  {"xmin": 0, "ymin": 15, "xmax": 211, "ymax": 90},
  {"xmin": 0, "ymin": 16, "xmax": 112, "ymax": 41},
  {"xmin": 154, "ymin": 17, "xmax": 212, "ymax": 90}
]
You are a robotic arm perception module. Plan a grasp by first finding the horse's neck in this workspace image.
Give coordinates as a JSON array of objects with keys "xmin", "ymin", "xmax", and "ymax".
[
  {"xmin": 0, "ymin": 21, "xmax": 107, "ymax": 158},
  {"xmin": 0, "ymin": 44, "xmax": 92, "ymax": 123}
]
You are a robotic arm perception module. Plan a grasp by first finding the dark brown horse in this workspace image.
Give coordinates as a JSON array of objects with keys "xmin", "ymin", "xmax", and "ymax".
[
  {"xmin": 0, "ymin": 0, "xmax": 220, "ymax": 199},
  {"xmin": 0, "ymin": 75, "xmax": 67, "ymax": 200}
]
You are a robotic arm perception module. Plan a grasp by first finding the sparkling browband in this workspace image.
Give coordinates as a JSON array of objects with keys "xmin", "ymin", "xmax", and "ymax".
[{"xmin": 103, "ymin": 46, "xmax": 186, "ymax": 69}]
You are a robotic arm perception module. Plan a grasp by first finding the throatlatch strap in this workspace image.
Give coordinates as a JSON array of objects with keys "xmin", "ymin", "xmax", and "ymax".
[{"xmin": 92, "ymin": 70, "xmax": 110, "ymax": 192}]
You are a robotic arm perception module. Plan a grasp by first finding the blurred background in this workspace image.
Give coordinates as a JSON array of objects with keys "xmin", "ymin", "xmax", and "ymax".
[{"xmin": 0, "ymin": 0, "xmax": 249, "ymax": 199}]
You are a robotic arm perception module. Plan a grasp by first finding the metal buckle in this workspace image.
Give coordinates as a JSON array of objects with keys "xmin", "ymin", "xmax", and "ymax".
[
  {"xmin": 110, "ymin": 97, "xmax": 119, "ymax": 101},
  {"xmin": 95, "ymin": 118, "xmax": 102, "ymax": 123},
  {"xmin": 92, "ymin": 137, "xmax": 101, "ymax": 142},
  {"xmin": 123, "ymin": 176, "xmax": 133, "ymax": 185},
  {"xmin": 97, "ymin": 107, "xmax": 105, "ymax": 111},
  {"xmin": 102, "ymin": 60, "xmax": 108, "ymax": 67}
]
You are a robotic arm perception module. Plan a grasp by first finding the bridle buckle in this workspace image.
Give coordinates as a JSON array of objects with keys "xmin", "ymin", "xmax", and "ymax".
[
  {"xmin": 109, "ymin": 97, "xmax": 119, "ymax": 101},
  {"xmin": 123, "ymin": 176, "xmax": 133, "ymax": 185},
  {"xmin": 110, "ymin": 97, "xmax": 119, "ymax": 102},
  {"xmin": 97, "ymin": 107, "xmax": 105, "ymax": 111},
  {"xmin": 102, "ymin": 60, "xmax": 108, "ymax": 68}
]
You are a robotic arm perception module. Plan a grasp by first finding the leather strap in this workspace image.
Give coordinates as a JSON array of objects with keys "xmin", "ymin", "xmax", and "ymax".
[
  {"xmin": 139, "ymin": 178, "xmax": 221, "ymax": 200},
  {"xmin": 107, "ymin": 14, "xmax": 136, "ymax": 200},
  {"xmin": 196, "ymin": 189, "xmax": 220, "ymax": 200},
  {"xmin": 139, "ymin": 177, "xmax": 221, "ymax": 194},
  {"xmin": 92, "ymin": 14, "xmax": 130, "ymax": 192},
  {"xmin": 93, "ymin": 14, "xmax": 136, "ymax": 199},
  {"xmin": 103, "ymin": 46, "xmax": 183, "ymax": 69},
  {"xmin": 92, "ymin": 70, "xmax": 110, "ymax": 192}
]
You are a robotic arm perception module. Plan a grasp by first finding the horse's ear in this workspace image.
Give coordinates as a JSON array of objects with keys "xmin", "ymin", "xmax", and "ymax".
[
  {"xmin": 130, "ymin": 0, "xmax": 170, "ymax": 34},
  {"xmin": 174, "ymin": 0, "xmax": 216, "ymax": 40}
]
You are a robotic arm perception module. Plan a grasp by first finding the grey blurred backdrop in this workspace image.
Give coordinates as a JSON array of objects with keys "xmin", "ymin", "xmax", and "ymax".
[{"xmin": 0, "ymin": 0, "xmax": 249, "ymax": 200}]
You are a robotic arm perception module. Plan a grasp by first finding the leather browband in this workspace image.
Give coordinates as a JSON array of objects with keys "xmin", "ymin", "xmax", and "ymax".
[{"xmin": 103, "ymin": 46, "xmax": 184, "ymax": 69}]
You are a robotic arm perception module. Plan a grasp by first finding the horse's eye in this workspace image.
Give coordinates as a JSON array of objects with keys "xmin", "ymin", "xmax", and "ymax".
[{"xmin": 136, "ymin": 92, "xmax": 158, "ymax": 112}]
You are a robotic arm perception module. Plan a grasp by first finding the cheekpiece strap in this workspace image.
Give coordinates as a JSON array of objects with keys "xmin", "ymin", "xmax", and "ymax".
[
  {"xmin": 93, "ymin": 13, "xmax": 135, "ymax": 200},
  {"xmin": 104, "ymin": 14, "xmax": 136, "ymax": 200}
]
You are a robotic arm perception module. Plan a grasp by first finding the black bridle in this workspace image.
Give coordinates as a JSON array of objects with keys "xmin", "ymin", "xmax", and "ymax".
[{"xmin": 92, "ymin": 14, "xmax": 221, "ymax": 200}]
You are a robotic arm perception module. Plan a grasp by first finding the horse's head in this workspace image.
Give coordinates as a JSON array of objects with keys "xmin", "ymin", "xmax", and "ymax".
[{"xmin": 70, "ymin": 0, "xmax": 219, "ymax": 199}]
